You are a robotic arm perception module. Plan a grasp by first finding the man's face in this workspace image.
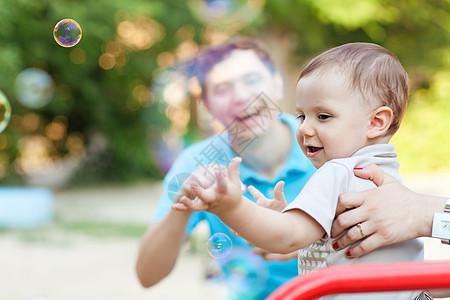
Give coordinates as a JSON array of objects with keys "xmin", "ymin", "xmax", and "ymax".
[{"xmin": 203, "ymin": 50, "xmax": 283, "ymax": 141}]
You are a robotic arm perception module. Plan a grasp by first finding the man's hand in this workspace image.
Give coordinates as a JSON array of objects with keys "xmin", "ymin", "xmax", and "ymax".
[{"xmin": 331, "ymin": 164, "xmax": 421, "ymax": 258}]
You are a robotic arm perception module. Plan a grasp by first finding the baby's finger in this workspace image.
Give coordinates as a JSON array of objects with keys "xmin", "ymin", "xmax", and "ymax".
[
  {"xmin": 252, "ymin": 247, "xmax": 268, "ymax": 256},
  {"xmin": 228, "ymin": 157, "xmax": 242, "ymax": 182},
  {"xmin": 215, "ymin": 170, "xmax": 227, "ymax": 194},
  {"xmin": 180, "ymin": 195, "xmax": 209, "ymax": 211},
  {"xmin": 273, "ymin": 181, "xmax": 286, "ymax": 201},
  {"xmin": 249, "ymin": 185, "xmax": 268, "ymax": 206},
  {"xmin": 172, "ymin": 202, "xmax": 189, "ymax": 211}
]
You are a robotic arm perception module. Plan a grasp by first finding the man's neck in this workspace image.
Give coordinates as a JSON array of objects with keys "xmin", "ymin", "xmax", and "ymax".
[{"xmin": 233, "ymin": 119, "xmax": 292, "ymax": 179}]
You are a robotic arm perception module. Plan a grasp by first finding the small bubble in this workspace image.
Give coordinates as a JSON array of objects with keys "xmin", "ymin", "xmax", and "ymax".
[
  {"xmin": 14, "ymin": 68, "xmax": 55, "ymax": 109},
  {"xmin": 207, "ymin": 233, "xmax": 232, "ymax": 259},
  {"xmin": 0, "ymin": 90, "xmax": 12, "ymax": 134},
  {"xmin": 167, "ymin": 172, "xmax": 199, "ymax": 203},
  {"xmin": 189, "ymin": 0, "xmax": 264, "ymax": 30},
  {"xmin": 53, "ymin": 19, "xmax": 82, "ymax": 47}
]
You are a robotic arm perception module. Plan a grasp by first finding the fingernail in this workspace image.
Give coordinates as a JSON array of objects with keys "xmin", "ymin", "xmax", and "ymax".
[
  {"xmin": 345, "ymin": 250, "xmax": 352, "ymax": 257},
  {"xmin": 332, "ymin": 241, "xmax": 339, "ymax": 250},
  {"xmin": 354, "ymin": 168, "xmax": 363, "ymax": 170}
]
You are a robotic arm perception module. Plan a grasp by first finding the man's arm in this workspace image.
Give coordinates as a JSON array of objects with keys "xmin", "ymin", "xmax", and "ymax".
[
  {"xmin": 137, "ymin": 152, "xmax": 222, "ymax": 287},
  {"xmin": 136, "ymin": 209, "xmax": 191, "ymax": 287}
]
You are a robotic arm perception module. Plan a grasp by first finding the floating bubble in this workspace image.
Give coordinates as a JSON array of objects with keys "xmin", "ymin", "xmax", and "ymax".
[
  {"xmin": 53, "ymin": 19, "xmax": 82, "ymax": 47},
  {"xmin": 188, "ymin": 0, "xmax": 265, "ymax": 30},
  {"xmin": 218, "ymin": 247, "xmax": 269, "ymax": 299},
  {"xmin": 0, "ymin": 90, "xmax": 12, "ymax": 134},
  {"xmin": 14, "ymin": 68, "xmax": 55, "ymax": 109},
  {"xmin": 207, "ymin": 233, "xmax": 232, "ymax": 259},
  {"xmin": 167, "ymin": 172, "xmax": 200, "ymax": 203},
  {"xmin": 152, "ymin": 59, "xmax": 197, "ymax": 107}
]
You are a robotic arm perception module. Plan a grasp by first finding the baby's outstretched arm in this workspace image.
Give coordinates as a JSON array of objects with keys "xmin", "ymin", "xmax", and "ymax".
[{"xmin": 177, "ymin": 158, "xmax": 326, "ymax": 254}]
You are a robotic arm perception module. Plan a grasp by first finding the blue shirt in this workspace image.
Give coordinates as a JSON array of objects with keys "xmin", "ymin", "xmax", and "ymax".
[{"xmin": 153, "ymin": 113, "xmax": 316, "ymax": 299}]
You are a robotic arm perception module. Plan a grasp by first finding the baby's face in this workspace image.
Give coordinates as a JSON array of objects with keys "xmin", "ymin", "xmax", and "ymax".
[{"xmin": 295, "ymin": 70, "xmax": 374, "ymax": 168}]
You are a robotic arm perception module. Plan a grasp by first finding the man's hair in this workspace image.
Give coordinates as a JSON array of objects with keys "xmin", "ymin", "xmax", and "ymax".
[
  {"xmin": 195, "ymin": 36, "xmax": 277, "ymax": 92},
  {"xmin": 299, "ymin": 42, "xmax": 408, "ymax": 135}
]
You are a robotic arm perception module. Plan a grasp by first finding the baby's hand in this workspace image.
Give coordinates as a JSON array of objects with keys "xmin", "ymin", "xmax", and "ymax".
[
  {"xmin": 172, "ymin": 163, "xmax": 227, "ymax": 211},
  {"xmin": 249, "ymin": 181, "xmax": 287, "ymax": 212},
  {"xmin": 174, "ymin": 157, "xmax": 243, "ymax": 214}
]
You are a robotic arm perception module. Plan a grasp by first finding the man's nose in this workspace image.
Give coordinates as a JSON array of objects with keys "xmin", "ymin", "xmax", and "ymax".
[{"xmin": 233, "ymin": 81, "xmax": 252, "ymax": 103}]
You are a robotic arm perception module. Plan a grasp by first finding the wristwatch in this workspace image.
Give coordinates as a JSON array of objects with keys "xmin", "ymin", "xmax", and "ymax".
[{"xmin": 431, "ymin": 198, "xmax": 450, "ymax": 244}]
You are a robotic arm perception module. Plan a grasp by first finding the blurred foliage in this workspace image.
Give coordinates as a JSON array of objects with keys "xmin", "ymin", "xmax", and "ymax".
[{"xmin": 0, "ymin": 0, "xmax": 448, "ymax": 186}]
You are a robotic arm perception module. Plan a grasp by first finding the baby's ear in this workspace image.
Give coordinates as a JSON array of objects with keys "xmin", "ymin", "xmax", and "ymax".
[{"xmin": 367, "ymin": 106, "xmax": 393, "ymax": 139}]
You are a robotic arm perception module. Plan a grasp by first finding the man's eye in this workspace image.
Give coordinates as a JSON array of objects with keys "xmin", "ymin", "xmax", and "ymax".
[
  {"xmin": 243, "ymin": 75, "xmax": 262, "ymax": 85},
  {"xmin": 214, "ymin": 84, "xmax": 231, "ymax": 95}
]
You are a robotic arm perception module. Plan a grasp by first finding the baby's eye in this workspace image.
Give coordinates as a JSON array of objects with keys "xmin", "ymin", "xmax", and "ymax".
[
  {"xmin": 318, "ymin": 114, "xmax": 330, "ymax": 120},
  {"xmin": 296, "ymin": 114, "xmax": 305, "ymax": 122}
]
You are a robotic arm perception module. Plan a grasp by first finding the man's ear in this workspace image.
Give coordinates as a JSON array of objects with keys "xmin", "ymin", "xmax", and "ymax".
[
  {"xmin": 273, "ymin": 71, "xmax": 285, "ymax": 100},
  {"xmin": 367, "ymin": 106, "xmax": 393, "ymax": 139}
]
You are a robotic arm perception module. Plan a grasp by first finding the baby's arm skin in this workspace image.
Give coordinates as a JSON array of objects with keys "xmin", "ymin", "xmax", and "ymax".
[{"xmin": 173, "ymin": 157, "xmax": 325, "ymax": 254}]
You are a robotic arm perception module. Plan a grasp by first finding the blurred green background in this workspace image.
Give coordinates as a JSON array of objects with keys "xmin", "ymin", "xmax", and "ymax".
[{"xmin": 0, "ymin": 0, "xmax": 449, "ymax": 187}]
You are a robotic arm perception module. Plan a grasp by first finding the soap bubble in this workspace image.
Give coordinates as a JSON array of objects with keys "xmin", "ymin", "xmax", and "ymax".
[
  {"xmin": 218, "ymin": 247, "xmax": 269, "ymax": 299},
  {"xmin": 53, "ymin": 19, "xmax": 82, "ymax": 47},
  {"xmin": 207, "ymin": 233, "xmax": 232, "ymax": 259},
  {"xmin": 0, "ymin": 90, "xmax": 12, "ymax": 134},
  {"xmin": 167, "ymin": 172, "xmax": 200, "ymax": 203},
  {"xmin": 14, "ymin": 68, "xmax": 55, "ymax": 109},
  {"xmin": 188, "ymin": 0, "xmax": 265, "ymax": 30}
]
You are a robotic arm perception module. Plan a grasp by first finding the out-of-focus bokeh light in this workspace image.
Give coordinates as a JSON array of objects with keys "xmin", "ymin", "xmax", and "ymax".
[
  {"xmin": 0, "ymin": 90, "xmax": 12, "ymax": 134},
  {"xmin": 14, "ymin": 68, "xmax": 55, "ymax": 109},
  {"xmin": 45, "ymin": 116, "xmax": 68, "ymax": 141},
  {"xmin": 189, "ymin": 0, "xmax": 265, "ymax": 31},
  {"xmin": 133, "ymin": 85, "xmax": 154, "ymax": 108},
  {"xmin": 53, "ymin": 19, "xmax": 82, "ymax": 48},
  {"xmin": 69, "ymin": 48, "xmax": 86, "ymax": 64},
  {"xmin": 117, "ymin": 15, "xmax": 165, "ymax": 51},
  {"xmin": 21, "ymin": 113, "xmax": 40, "ymax": 133},
  {"xmin": 14, "ymin": 135, "xmax": 58, "ymax": 176},
  {"xmin": 98, "ymin": 53, "xmax": 116, "ymax": 70},
  {"xmin": 98, "ymin": 41, "xmax": 125, "ymax": 70}
]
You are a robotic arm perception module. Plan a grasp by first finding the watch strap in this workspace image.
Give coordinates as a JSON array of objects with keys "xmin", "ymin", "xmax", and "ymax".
[{"xmin": 439, "ymin": 198, "xmax": 450, "ymax": 244}]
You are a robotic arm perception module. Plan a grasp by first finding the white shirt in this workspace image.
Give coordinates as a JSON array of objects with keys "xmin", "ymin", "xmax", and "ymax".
[{"xmin": 283, "ymin": 144, "xmax": 424, "ymax": 299}]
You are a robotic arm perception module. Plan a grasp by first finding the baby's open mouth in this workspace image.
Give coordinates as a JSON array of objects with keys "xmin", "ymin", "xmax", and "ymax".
[{"xmin": 308, "ymin": 146, "xmax": 323, "ymax": 153}]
